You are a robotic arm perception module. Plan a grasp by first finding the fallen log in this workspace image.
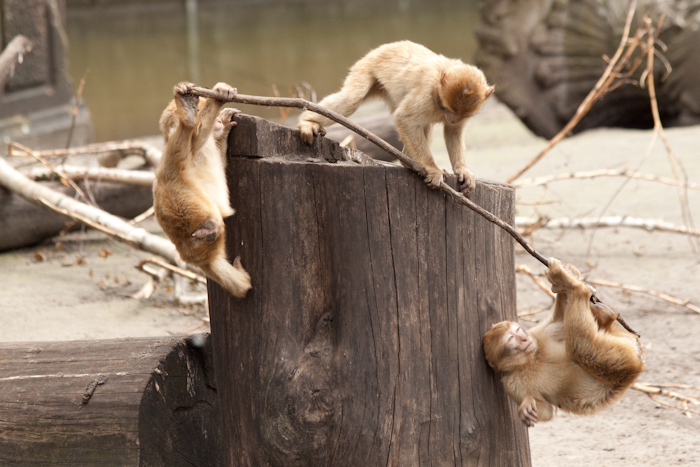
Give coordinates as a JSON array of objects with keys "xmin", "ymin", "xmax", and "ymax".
[{"xmin": 0, "ymin": 335, "xmax": 222, "ymax": 466}]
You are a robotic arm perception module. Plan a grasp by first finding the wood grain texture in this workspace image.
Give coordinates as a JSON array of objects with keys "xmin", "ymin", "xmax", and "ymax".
[
  {"xmin": 207, "ymin": 114, "xmax": 530, "ymax": 466},
  {"xmin": 0, "ymin": 335, "xmax": 221, "ymax": 466}
]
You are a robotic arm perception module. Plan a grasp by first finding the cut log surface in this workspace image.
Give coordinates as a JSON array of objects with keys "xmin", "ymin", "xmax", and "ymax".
[
  {"xmin": 0, "ymin": 335, "xmax": 222, "ymax": 466},
  {"xmin": 207, "ymin": 114, "xmax": 530, "ymax": 466}
]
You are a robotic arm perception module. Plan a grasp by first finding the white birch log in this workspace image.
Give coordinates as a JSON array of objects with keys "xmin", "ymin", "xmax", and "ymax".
[
  {"xmin": 515, "ymin": 216, "xmax": 700, "ymax": 237},
  {"xmin": 0, "ymin": 157, "xmax": 179, "ymax": 263},
  {"xmin": 28, "ymin": 165, "xmax": 155, "ymax": 186}
]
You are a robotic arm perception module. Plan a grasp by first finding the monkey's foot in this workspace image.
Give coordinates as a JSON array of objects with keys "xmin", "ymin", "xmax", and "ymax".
[
  {"xmin": 212, "ymin": 82, "xmax": 237, "ymax": 103},
  {"xmin": 454, "ymin": 167, "xmax": 476, "ymax": 194},
  {"xmin": 424, "ymin": 166, "xmax": 445, "ymax": 189},
  {"xmin": 518, "ymin": 396, "xmax": 538, "ymax": 427},
  {"xmin": 174, "ymin": 82, "xmax": 199, "ymax": 127},
  {"xmin": 192, "ymin": 219, "xmax": 220, "ymax": 243},
  {"xmin": 546, "ymin": 257, "xmax": 587, "ymax": 295},
  {"xmin": 298, "ymin": 120, "xmax": 325, "ymax": 145},
  {"xmin": 219, "ymin": 107, "xmax": 241, "ymax": 130}
]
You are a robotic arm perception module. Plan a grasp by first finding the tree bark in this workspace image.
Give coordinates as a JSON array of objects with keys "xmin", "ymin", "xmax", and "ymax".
[
  {"xmin": 476, "ymin": 0, "xmax": 700, "ymax": 138},
  {"xmin": 206, "ymin": 114, "xmax": 530, "ymax": 466},
  {"xmin": 0, "ymin": 335, "xmax": 222, "ymax": 466}
]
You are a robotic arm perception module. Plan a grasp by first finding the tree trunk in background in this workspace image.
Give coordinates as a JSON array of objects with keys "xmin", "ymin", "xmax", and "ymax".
[{"xmin": 476, "ymin": 0, "xmax": 700, "ymax": 138}]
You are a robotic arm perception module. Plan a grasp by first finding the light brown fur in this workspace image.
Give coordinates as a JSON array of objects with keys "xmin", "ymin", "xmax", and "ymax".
[
  {"xmin": 483, "ymin": 258, "xmax": 644, "ymax": 426},
  {"xmin": 153, "ymin": 82, "xmax": 251, "ymax": 298},
  {"xmin": 297, "ymin": 40, "xmax": 494, "ymax": 194}
]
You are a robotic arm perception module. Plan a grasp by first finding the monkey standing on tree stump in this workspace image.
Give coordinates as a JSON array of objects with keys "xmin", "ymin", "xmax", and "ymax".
[{"xmin": 298, "ymin": 40, "xmax": 494, "ymax": 194}]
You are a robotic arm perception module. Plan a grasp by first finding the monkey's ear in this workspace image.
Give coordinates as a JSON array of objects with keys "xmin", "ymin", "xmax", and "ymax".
[
  {"xmin": 485, "ymin": 85, "xmax": 495, "ymax": 98},
  {"xmin": 440, "ymin": 70, "xmax": 448, "ymax": 86}
]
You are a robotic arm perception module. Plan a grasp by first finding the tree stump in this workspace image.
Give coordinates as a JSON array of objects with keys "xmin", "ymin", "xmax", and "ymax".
[
  {"xmin": 0, "ymin": 335, "xmax": 222, "ymax": 466},
  {"xmin": 476, "ymin": 0, "xmax": 700, "ymax": 138},
  {"xmin": 207, "ymin": 114, "xmax": 530, "ymax": 466}
]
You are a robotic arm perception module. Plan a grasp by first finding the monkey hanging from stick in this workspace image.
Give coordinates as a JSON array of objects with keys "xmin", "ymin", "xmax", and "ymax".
[
  {"xmin": 153, "ymin": 82, "xmax": 252, "ymax": 298},
  {"xmin": 483, "ymin": 258, "xmax": 644, "ymax": 427}
]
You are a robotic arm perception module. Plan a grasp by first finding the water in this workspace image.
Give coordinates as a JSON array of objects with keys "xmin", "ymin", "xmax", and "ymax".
[{"xmin": 65, "ymin": 0, "xmax": 481, "ymax": 142}]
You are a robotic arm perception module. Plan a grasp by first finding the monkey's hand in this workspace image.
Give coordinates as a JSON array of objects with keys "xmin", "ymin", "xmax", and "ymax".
[
  {"xmin": 546, "ymin": 257, "xmax": 587, "ymax": 295},
  {"xmin": 298, "ymin": 120, "xmax": 325, "ymax": 145},
  {"xmin": 212, "ymin": 82, "xmax": 237, "ymax": 103},
  {"xmin": 453, "ymin": 166, "xmax": 476, "ymax": 194},
  {"xmin": 219, "ymin": 108, "xmax": 240, "ymax": 130},
  {"xmin": 174, "ymin": 82, "xmax": 199, "ymax": 127},
  {"xmin": 518, "ymin": 396, "xmax": 538, "ymax": 427},
  {"xmin": 423, "ymin": 166, "xmax": 445, "ymax": 189}
]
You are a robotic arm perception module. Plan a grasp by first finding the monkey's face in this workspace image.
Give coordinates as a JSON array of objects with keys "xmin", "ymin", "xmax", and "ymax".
[
  {"xmin": 439, "ymin": 66, "xmax": 494, "ymax": 124},
  {"xmin": 484, "ymin": 321, "xmax": 536, "ymax": 371},
  {"xmin": 502, "ymin": 323, "xmax": 536, "ymax": 357}
]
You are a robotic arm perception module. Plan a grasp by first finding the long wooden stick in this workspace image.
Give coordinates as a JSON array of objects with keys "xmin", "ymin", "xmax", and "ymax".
[
  {"xmin": 187, "ymin": 86, "xmax": 551, "ymax": 268},
  {"xmin": 186, "ymin": 86, "xmax": 645, "ymax": 335}
]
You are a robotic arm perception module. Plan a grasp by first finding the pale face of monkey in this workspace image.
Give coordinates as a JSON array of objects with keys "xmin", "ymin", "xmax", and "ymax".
[{"xmin": 502, "ymin": 323, "xmax": 537, "ymax": 357}]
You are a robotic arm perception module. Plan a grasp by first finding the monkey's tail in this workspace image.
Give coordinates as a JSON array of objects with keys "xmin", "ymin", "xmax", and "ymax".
[{"xmin": 201, "ymin": 255, "xmax": 252, "ymax": 298}]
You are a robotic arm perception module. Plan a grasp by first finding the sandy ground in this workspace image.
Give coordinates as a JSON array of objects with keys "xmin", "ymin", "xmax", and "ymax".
[{"xmin": 1, "ymin": 99, "xmax": 699, "ymax": 466}]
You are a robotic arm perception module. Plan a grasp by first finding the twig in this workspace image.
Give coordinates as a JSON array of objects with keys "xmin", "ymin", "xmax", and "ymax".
[
  {"xmin": 186, "ymin": 85, "xmax": 551, "ymax": 268},
  {"xmin": 587, "ymin": 278, "xmax": 700, "ymax": 314},
  {"xmin": 10, "ymin": 141, "xmax": 92, "ymax": 205},
  {"xmin": 632, "ymin": 382, "xmax": 700, "ymax": 416},
  {"xmin": 516, "ymin": 216, "xmax": 700, "ymax": 238},
  {"xmin": 8, "ymin": 140, "xmax": 162, "ymax": 168},
  {"xmin": 133, "ymin": 262, "xmax": 170, "ymax": 300},
  {"xmin": 514, "ymin": 168, "xmax": 700, "ymax": 190},
  {"xmin": 130, "ymin": 206, "xmax": 155, "ymax": 224},
  {"xmin": 642, "ymin": 17, "xmax": 700, "ymax": 258},
  {"xmin": 139, "ymin": 258, "xmax": 206, "ymax": 284},
  {"xmin": 28, "ymin": 165, "xmax": 155, "ymax": 186},
  {"xmin": 505, "ymin": 0, "xmax": 639, "ymax": 183},
  {"xmin": 65, "ymin": 68, "xmax": 89, "ymax": 152}
]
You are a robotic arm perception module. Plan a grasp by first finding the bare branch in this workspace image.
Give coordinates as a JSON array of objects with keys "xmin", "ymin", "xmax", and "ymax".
[
  {"xmin": 587, "ymin": 278, "xmax": 700, "ymax": 314},
  {"xmin": 514, "ymin": 168, "xmax": 700, "ymax": 190},
  {"xmin": 28, "ymin": 165, "xmax": 155, "ymax": 186},
  {"xmin": 516, "ymin": 216, "xmax": 700, "ymax": 238}
]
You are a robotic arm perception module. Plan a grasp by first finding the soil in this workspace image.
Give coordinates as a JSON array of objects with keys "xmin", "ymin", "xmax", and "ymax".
[{"xmin": 1, "ymin": 99, "xmax": 699, "ymax": 466}]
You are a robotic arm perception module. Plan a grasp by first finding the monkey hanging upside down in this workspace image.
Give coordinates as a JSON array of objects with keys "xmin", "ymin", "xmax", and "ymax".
[
  {"xmin": 153, "ymin": 82, "xmax": 252, "ymax": 298},
  {"xmin": 483, "ymin": 258, "xmax": 644, "ymax": 426},
  {"xmin": 298, "ymin": 40, "xmax": 494, "ymax": 194}
]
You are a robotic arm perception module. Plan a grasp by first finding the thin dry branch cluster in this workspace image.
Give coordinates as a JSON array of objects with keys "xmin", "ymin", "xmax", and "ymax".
[
  {"xmin": 632, "ymin": 382, "xmax": 700, "ymax": 417},
  {"xmin": 511, "ymin": 0, "xmax": 699, "ymax": 259}
]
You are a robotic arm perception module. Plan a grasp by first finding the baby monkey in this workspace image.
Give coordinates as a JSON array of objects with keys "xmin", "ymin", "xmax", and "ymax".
[
  {"xmin": 153, "ymin": 82, "xmax": 251, "ymax": 298},
  {"xmin": 298, "ymin": 40, "xmax": 494, "ymax": 194},
  {"xmin": 483, "ymin": 258, "xmax": 643, "ymax": 426}
]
